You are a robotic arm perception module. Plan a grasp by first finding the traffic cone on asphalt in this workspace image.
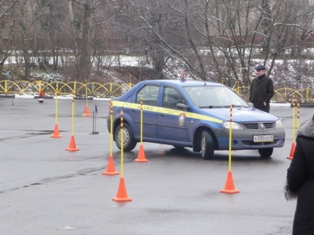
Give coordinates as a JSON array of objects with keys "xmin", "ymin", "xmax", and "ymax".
[
  {"xmin": 220, "ymin": 170, "xmax": 240, "ymax": 194},
  {"xmin": 66, "ymin": 135, "xmax": 79, "ymax": 151},
  {"xmin": 102, "ymin": 155, "xmax": 119, "ymax": 175},
  {"xmin": 51, "ymin": 124, "xmax": 62, "ymax": 138},
  {"xmin": 112, "ymin": 177, "xmax": 132, "ymax": 202},
  {"xmin": 135, "ymin": 144, "xmax": 148, "ymax": 162},
  {"xmin": 287, "ymin": 142, "xmax": 296, "ymax": 160},
  {"xmin": 83, "ymin": 105, "xmax": 91, "ymax": 116}
]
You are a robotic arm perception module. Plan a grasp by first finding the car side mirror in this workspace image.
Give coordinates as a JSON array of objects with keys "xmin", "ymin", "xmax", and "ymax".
[{"xmin": 177, "ymin": 103, "xmax": 188, "ymax": 110}]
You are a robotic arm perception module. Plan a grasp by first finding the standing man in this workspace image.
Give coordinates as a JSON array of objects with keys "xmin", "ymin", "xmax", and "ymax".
[{"xmin": 249, "ymin": 64, "xmax": 274, "ymax": 113}]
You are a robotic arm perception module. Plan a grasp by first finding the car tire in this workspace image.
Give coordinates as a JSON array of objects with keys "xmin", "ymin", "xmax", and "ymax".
[
  {"xmin": 114, "ymin": 123, "xmax": 137, "ymax": 151},
  {"xmin": 200, "ymin": 130, "xmax": 215, "ymax": 159},
  {"xmin": 258, "ymin": 148, "xmax": 273, "ymax": 158}
]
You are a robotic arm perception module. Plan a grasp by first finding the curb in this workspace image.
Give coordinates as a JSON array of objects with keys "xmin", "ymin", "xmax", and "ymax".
[
  {"xmin": 33, "ymin": 96, "xmax": 93, "ymax": 100},
  {"xmin": 0, "ymin": 95, "xmax": 15, "ymax": 98},
  {"xmin": 2, "ymin": 95, "xmax": 111, "ymax": 100},
  {"xmin": 291, "ymin": 103, "xmax": 314, "ymax": 108}
]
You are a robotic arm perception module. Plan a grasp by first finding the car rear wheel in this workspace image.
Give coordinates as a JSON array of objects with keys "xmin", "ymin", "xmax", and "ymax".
[
  {"xmin": 200, "ymin": 130, "xmax": 215, "ymax": 159},
  {"xmin": 114, "ymin": 123, "xmax": 137, "ymax": 151},
  {"xmin": 258, "ymin": 148, "xmax": 273, "ymax": 158}
]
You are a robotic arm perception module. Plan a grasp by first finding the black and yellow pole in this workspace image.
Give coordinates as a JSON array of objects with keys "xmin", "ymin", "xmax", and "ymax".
[
  {"xmin": 51, "ymin": 82, "xmax": 62, "ymax": 138},
  {"xmin": 83, "ymin": 79, "xmax": 91, "ymax": 116},
  {"xmin": 220, "ymin": 105, "xmax": 240, "ymax": 194},
  {"xmin": 135, "ymin": 97, "xmax": 148, "ymax": 162},
  {"xmin": 112, "ymin": 110, "xmax": 132, "ymax": 202},
  {"xmin": 287, "ymin": 95, "xmax": 296, "ymax": 160},
  {"xmin": 66, "ymin": 93, "xmax": 79, "ymax": 151}
]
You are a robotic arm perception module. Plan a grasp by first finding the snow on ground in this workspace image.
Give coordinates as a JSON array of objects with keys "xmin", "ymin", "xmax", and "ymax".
[
  {"xmin": 11, "ymin": 93, "xmax": 291, "ymax": 106},
  {"xmin": 13, "ymin": 94, "xmax": 109, "ymax": 101}
]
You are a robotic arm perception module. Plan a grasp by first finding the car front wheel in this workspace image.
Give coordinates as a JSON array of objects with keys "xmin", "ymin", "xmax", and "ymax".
[
  {"xmin": 258, "ymin": 148, "xmax": 273, "ymax": 158},
  {"xmin": 114, "ymin": 123, "xmax": 137, "ymax": 151},
  {"xmin": 200, "ymin": 130, "xmax": 215, "ymax": 159}
]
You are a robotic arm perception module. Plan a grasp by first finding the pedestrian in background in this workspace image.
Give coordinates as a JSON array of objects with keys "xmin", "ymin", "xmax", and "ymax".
[
  {"xmin": 285, "ymin": 114, "xmax": 314, "ymax": 235},
  {"xmin": 249, "ymin": 64, "xmax": 274, "ymax": 113}
]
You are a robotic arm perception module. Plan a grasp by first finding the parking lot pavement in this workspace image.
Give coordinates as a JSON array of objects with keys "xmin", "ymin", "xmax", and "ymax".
[{"xmin": 0, "ymin": 98, "xmax": 311, "ymax": 235}]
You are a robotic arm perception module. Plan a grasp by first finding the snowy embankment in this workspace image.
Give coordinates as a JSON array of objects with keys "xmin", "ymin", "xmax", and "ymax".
[
  {"xmin": 13, "ymin": 94, "xmax": 110, "ymax": 101},
  {"xmin": 12, "ymin": 93, "xmax": 291, "ymax": 106}
]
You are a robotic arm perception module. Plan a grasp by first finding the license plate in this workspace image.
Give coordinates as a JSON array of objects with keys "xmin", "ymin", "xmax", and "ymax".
[{"xmin": 253, "ymin": 135, "xmax": 274, "ymax": 143}]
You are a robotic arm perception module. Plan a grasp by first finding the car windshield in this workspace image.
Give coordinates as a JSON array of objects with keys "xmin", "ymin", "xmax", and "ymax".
[{"xmin": 184, "ymin": 86, "xmax": 249, "ymax": 108}]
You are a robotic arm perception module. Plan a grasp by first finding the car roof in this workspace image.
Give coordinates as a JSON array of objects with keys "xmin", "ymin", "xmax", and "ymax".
[{"xmin": 142, "ymin": 79, "xmax": 224, "ymax": 87}]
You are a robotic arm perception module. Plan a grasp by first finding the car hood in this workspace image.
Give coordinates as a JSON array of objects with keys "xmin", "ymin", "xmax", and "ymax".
[{"xmin": 201, "ymin": 107, "xmax": 279, "ymax": 122}]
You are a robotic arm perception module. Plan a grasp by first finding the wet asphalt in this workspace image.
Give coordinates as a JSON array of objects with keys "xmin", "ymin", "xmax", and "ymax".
[{"xmin": 0, "ymin": 98, "xmax": 311, "ymax": 235}]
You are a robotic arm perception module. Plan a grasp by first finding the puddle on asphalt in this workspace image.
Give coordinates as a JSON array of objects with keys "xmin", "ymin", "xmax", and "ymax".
[{"xmin": 0, "ymin": 130, "xmax": 64, "ymax": 141}]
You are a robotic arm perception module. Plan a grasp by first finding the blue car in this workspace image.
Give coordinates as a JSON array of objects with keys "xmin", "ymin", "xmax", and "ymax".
[{"xmin": 107, "ymin": 79, "xmax": 285, "ymax": 159}]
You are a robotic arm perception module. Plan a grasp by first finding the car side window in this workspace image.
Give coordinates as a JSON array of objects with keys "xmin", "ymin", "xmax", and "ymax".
[
  {"xmin": 162, "ymin": 87, "xmax": 185, "ymax": 109},
  {"xmin": 136, "ymin": 85, "xmax": 159, "ymax": 106}
]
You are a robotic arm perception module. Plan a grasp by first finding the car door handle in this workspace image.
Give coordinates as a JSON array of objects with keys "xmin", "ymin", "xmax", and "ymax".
[{"xmin": 159, "ymin": 114, "xmax": 164, "ymax": 117}]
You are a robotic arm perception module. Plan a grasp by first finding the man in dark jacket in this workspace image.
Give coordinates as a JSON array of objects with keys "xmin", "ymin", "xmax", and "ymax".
[
  {"xmin": 249, "ymin": 64, "xmax": 274, "ymax": 113},
  {"xmin": 285, "ymin": 114, "xmax": 314, "ymax": 235}
]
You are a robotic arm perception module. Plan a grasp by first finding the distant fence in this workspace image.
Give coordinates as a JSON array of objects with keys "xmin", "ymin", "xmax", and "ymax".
[
  {"xmin": 0, "ymin": 80, "xmax": 134, "ymax": 98},
  {"xmin": 234, "ymin": 86, "xmax": 314, "ymax": 104},
  {"xmin": 0, "ymin": 80, "xmax": 313, "ymax": 103}
]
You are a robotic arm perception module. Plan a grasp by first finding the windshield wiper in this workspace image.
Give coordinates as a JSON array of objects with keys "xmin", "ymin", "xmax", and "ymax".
[
  {"xmin": 199, "ymin": 104, "xmax": 248, "ymax": 109},
  {"xmin": 232, "ymin": 105, "xmax": 249, "ymax": 108},
  {"xmin": 199, "ymin": 105, "xmax": 218, "ymax": 109},
  {"xmin": 221, "ymin": 104, "xmax": 248, "ymax": 108}
]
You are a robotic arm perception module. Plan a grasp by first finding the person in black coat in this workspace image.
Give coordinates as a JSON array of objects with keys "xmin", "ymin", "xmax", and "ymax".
[
  {"xmin": 249, "ymin": 64, "xmax": 274, "ymax": 113},
  {"xmin": 285, "ymin": 114, "xmax": 314, "ymax": 235}
]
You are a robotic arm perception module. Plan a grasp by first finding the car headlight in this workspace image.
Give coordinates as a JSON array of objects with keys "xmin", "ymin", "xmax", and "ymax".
[
  {"xmin": 223, "ymin": 121, "xmax": 244, "ymax": 130},
  {"xmin": 276, "ymin": 119, "xmax": 283, "ymax": 128}
]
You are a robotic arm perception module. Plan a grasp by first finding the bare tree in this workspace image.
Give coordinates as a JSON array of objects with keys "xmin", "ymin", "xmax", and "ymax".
[
  {"xmin": 33, "ymin": 0, "xmax": 68, "ymax": 72},
  {"xmin": 0, "ymin": 0, "xmax": 21, "ymax": 79},
  {"xmin": 124, "ymin": 0, "xmax": 189, "ymax": 80},
  {"xmin": 123, "ymin": 0, "xmax": 314, "ymax": 87},
  {"xmin": 1, "ymin": 0, "xmax": 314, "ymax": 87},
  {"xmin": 66, "ymin": 0, "xmax": 125, "ymax": 82}
]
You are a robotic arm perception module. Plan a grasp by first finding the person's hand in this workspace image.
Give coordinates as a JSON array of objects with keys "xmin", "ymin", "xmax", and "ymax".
[{"xmin": 263, "ymin": 102, "xmax": 266, "ymax": 106}]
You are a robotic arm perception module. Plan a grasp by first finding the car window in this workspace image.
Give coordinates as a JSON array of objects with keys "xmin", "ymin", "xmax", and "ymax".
[
  {"xmin": 136, "ymin": 84, "xmax": 159, "ymax": 106},
  {"xmin": 185, "ymin": 86, "xmax": 248, "ymax": 108},
  {"xmin": 187, "ymin": 87, "xmax": 219, "ymax": 107},
  {"xmin": 162, "ymin": 87, "xmax": 185, "ymax": 109},
  {"xmin": 215, "ymin": 87, "xmax": 247, "ymax": 106}
]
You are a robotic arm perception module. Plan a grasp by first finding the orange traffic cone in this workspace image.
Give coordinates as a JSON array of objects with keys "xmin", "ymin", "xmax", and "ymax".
[
  {"xmin": 135, "ymin": 144, "xmax": 148, "ymax": 162},
  {"xmin": 66, "ymin": 135, "xmax": 79, "ymax": 151},
  {"xmin": 220, "ymin": 170, "xmax": 240, "ymax": 194},
  {"xmin": 51, "ymin": 124, "xmax": 62, "ymax": 138},
  {"xmin": 112, "ymin": 177, "xmax": 132, "ymax": 202},
  {"xmin": 287, "ymin": 142, "xmax": 296, "ymax": 160},
  {"xmin": 102, "ymin": 155, "xmax": 119, "ymax": 175},
  {"xmin": 83, "ymin": 105, "xmax": 91, "ymax": 116}
]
